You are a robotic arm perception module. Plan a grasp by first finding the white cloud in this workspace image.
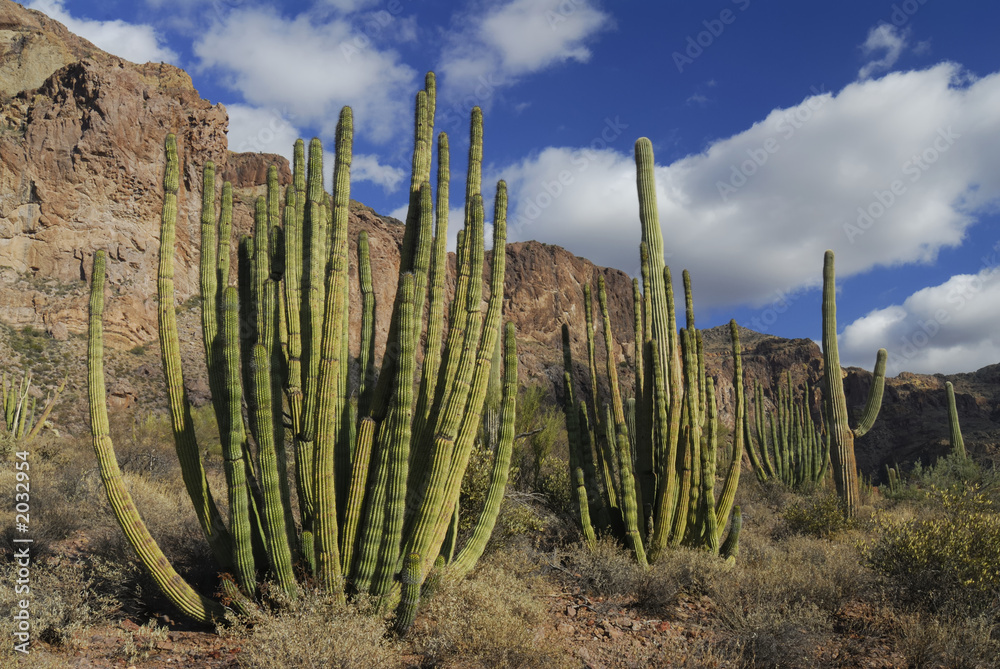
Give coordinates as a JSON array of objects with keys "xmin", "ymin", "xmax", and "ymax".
[
  {"xmin": 491, "ymin": 64, "xmax": 1000, "ymax": 327},
  {"xmin": 352, "ymin": 154, "xmax": 407, "ymax": 192},
  {"xmin": 27, "ymin": 0, "xmax": 178, "ymax": 63},
  {"xmin": 859, "ymin": 24, "xmax": 909, "ymax": 79},
  {"xmin": 318, "ymin": 0, "xmax": 382, "ymax": 12},
  {"xmin": 840, "ymin": 255, "xmax": 1000, "ymax": 374},
  {"xmin": 193, "ymin": 7, "xmax": 416, "ymax": 143},
  {"xmin": 225, "ymin": 103, "xmax": 302, "ymax": 161},
  {"xmin": 438, "ymin": 0, "xmax": 611, "ymax": 103}
]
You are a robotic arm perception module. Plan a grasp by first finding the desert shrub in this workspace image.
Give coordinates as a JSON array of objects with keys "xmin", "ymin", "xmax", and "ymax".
[
  {"xmin": 892, "ymin": 612, "xmax": 1000, "ymax": 669},
  {"xmin": 865, "ymin": 485, "xmax": 1000, "ymax": 614},
  {"xmin": 408, "ymin": 551, "xmax": 573, "ymax": 668},
  {"xmin": 231, "ymin": 586, "xmax": 396, "ymax": 669},
  {"xmin": 783, "ymin": 491, "xmax": 854, "ymax": 539},
  {"xmin": 561, "ymin": 536, "xmax": 723, "ymax": 614},
  {"xmin": 0, "ymin": 557, "xmax": 120, "ymax": 655}
]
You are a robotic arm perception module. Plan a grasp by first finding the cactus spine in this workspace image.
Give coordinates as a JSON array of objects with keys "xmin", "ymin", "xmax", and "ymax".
[
  {"xmin": 821, "ymin": 250, "xmax": 887, "ymax": 517},
  {"xmin": 87, "ymin": 75, "xmax": 517, "ymax": 631}
]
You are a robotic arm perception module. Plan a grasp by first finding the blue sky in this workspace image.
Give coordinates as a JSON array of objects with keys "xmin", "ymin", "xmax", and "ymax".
[{"xmin": 27, "ymin": 0, "xmax": 1000, "ymax": 376}]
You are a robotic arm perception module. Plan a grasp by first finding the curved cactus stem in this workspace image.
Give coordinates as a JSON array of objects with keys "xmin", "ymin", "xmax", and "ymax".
[
  {"xmin": 88, "ymin": 251, "xmax": 227, "ymax": 624},
  {"xmin": 720, "ymin": 505, "xmax": 742, "ymax": 562},
  {"xmin": 393, "ymin": 552, "xmax": 421, "ymax": 636},
  {"xmin": 714, "ymin": 321, "xmax": 743, "ymax": 537},
  {"xmin": 450, "ymin": 322, "xmax": 518, "ymax": 577},
  {"xmin": 853, "ymin": 348, "xmax": 887, "ymax": 438}
]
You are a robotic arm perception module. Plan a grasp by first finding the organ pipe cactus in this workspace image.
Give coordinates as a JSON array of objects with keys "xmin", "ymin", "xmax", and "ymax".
[
  {"xmin": 745, "ymin": 373, "xmax": 828, "ymax": 487},
  {"xmin": 562, "ymin": 138, "xmax": 744, "ymax": 563},
  {"xmin": 2, "ymin": 371, "xmax": 63, "ymax": 443},
  {"xmin": 87, "ymin": 73, "xmax": 518, "ymax": 632},
  {"xmin": 821, "ymin": 250, "xmax": 887, "ymax": 518},
  {"xmin": 945, "ymin": 381, "xmax": 967, "ymax": 461}
]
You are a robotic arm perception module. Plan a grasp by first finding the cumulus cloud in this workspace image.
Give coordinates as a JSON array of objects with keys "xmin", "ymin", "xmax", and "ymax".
[
  {"xmin": 193, "ymin": 7, "xmax": 416, "ymax": 142},
  {"xmin": 437, "ymin": 0, "xmax": 611, "ymax": 105},
  {"xmin": 226, "ymin": 103, "xmax": 302, "ymax": 160},
  {"xmin": 839, "ymin": 250, "xmax": 1000, "ymax": 374},
  {"xmin": 27, "ymin": 0, "xmax": 178, "ymax": 63},
  {"xmin": 352, "ymin": 154, "xmax": 407, "ymax": 191},
  {"xmin": 492, "ymin": 64, "xmax": 1000, "ymax": 328},
  {"xmin": 859, "ymin": 24, "xmax": 909, "ymax": 79}
]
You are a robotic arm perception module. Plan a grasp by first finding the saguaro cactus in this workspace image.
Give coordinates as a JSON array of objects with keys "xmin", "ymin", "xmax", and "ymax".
[
  {"xmin": 87, "ymin": 74, "xmax": 518, "ymax": 632},
  {"xmin": 821, "ymin": 250, "xmax": 887, "ymax": 517}
]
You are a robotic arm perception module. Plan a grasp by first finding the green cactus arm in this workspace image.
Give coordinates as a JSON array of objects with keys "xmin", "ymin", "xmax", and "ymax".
[
  {"xmin": 357, "ymin": 231, "xmax": 376, "ymax": 419},
  {"xmin": 370, "ymin": 272, "xmax": 420, "ymax": 597},
  {"xmin": 617, "ymin": 430, "xmax": 648, "ymax": 566},
  {"xmin": 157, "ymin": 134, "xmax": 233, "ymax": 570},
  {"xmin": 340, "ymin": 416, "xmax": 375, "ymax": 575},
  {"xmin": 301, "ymin": 137, "xmax": 326, "ymax": 443},
  {"xmin": 450, "ymin": 321, "xmax": 518, "ymax": 578},
  {"xmin": 393, "ymin": 552, "xmax": 422, "ymax": 636},
  {"xmin": 945, "ymin": 381, "xmax": 968, "ymax": 460},
  {"xmin": 700, "ymin": 377, "xmax": 720, "ymax": 554},
  {"xmin": 329, "ymin": 107, "xmax": 354, "ymax": 526},
  {"xmin": 218, "ymin": 287, "xmax": 257, "ymax": 595},
  {"xmin": 312, "ymin": 251, "xmax": 351, "ymax": 597},
  {"xmin": 413, "ymin": 131, "xmax": 450, "ymax": 441},
  {"xmin": 720, "ymin": 505, "xmax": 742, "ymax": 562},
  {"xmin": 88, "ymin": 251, "xmax": 227, "ymax": 624},
  {"xmin": 198, "ymin": 161, "xmax": 223, "ymax": 436},
  {"xmin": 714, "ymin": 321, "xmax": 743, "ymax": 534},
  {"xmin": 853, "ymin": 348, "xmax": 887, "ymax": 438}
]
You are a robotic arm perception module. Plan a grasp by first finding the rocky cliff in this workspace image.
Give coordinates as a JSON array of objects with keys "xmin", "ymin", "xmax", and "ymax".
[{"xmin": 0, "ymin": 0, "xmax": 996, "ymax": 479}]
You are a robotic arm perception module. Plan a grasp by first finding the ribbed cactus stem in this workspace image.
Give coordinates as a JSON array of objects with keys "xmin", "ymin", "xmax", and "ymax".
[
  {"xmin": 450, "ymin": 322, "xmax": 518, "ymax": 577},
  {"xmin": 945, "ymin": 382, "xmax": 967, "ymax": 460},
  {"xmin": 88, "ymin": 251, "xmax": 226, "ymax": 623},
  {"xmin": 157, "ymin": 134, "xmax": 232, "ymax": 570},
  {"xmin": 822, "ymin": 250, "xmax": 887, "ymax": 517}
]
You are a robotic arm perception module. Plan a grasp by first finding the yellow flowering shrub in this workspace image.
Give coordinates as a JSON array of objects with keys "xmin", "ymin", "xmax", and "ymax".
[{"xmin": 864, "ymin": 486, "xmax": 1000, "ymax": 613}]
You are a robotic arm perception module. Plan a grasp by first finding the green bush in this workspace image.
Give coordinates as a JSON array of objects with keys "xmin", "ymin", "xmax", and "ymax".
[
  {"xmin": 783, "ymin": 491, "xmax": 854, "ymax": 539},
  {"xmin": 864, "ymin": 486, "xmax": 1000, "ymax": 614}
]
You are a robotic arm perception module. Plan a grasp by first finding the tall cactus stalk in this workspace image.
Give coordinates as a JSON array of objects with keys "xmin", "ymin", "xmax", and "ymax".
[
  {"xmin": 86, "ymin": 74, "xmax": 516, "ymax": 632},
  {"xmin": 945, "ymin": 381, "xmax": 967, "ymax": 461},
  {"xmin": 821, "ymin": 250, "xmax": 887, "ymax": 518}
]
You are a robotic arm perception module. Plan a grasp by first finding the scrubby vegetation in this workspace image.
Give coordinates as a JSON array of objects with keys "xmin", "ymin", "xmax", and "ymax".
[{"xmin": 3, "ymin": 404, "xmax": 998, "ymax": 667}]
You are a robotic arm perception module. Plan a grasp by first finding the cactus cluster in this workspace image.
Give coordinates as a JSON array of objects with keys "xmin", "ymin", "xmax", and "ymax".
[
  {"xmin": 87, "ymin": 73, "xmax": 517, "ymax": 632},
  {"xmin": 2, "ymin": 371, "xmax": 62, "ymax": 443},
  {"xmin": 561, "ymin": 138, "xmax": 743, "ymax": 564},
  {"xmin": 745, "ymin": 372, "xmax": 829, "ymax": 487},
  {"xmin": 821, "ymin": 250, "xmax": 887, "ymax": 518}
]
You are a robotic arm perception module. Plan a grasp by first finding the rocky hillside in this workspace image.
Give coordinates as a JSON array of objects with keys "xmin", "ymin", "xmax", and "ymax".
[{"xmin": 0, "ymin": 0, "xmax": 996, "ymax": 479}]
